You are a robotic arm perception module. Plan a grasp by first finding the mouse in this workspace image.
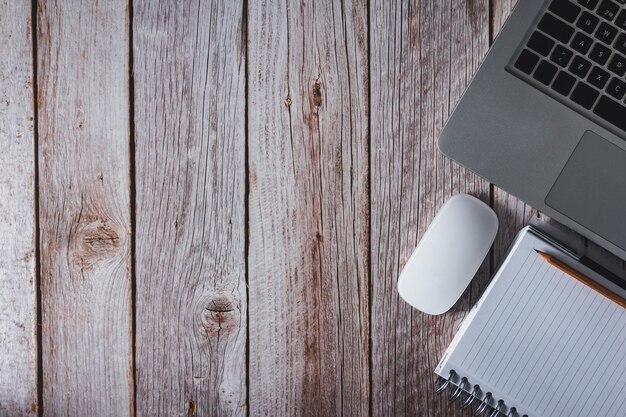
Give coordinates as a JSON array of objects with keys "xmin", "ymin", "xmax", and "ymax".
[{"xmin": 397, "ymin": 194, "xmax": 498, "ymax": 315}]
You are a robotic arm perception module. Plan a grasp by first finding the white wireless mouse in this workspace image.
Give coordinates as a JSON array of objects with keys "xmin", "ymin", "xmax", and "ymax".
[{"xmin": 397, "ymin": 194, "xmax": 498, "ymax": 315}]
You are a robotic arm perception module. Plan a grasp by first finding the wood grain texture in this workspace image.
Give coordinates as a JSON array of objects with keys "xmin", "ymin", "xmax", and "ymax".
[
  {"xmin": 370, "ymin": 1, "xmax": 490, "ymax": 416},
  {"xmin": 37, "ymin": 1, "xmax": 132, "ymax": 415},
  {"xmin": 491, "ymin": 0, "xmax": 518, "ymax": 37},
  {"xmin": 0, "ymin": 2, "xmax": 37, "ymax": 416},
  {"xmin": 1, "ymin": 2, "xmax": 621, "ymax": 415},
  {"xmin": 133, "ymin": 1, "xmax": 247, "ymax": 416},
  {"xmin": 247, "ymin": 0, "xmax": 369, "ymax": 415}
]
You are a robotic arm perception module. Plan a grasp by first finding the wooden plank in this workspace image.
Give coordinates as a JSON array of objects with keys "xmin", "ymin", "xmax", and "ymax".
[
  {"xmin": 491, "ymin": 0, "xmax": 518, "ymax": 37},
  {"xmin": 133, "ymin": 1, "xmax": 247, "ymax": 416},
  {"xmin": 247, "ymin": 0, "xmax": 369, "ymax": 415},
  {"xmin": 0, "ymin": 2, "xmax": 37, "ymax": 416},
  {"xmin": 37, "ymin": 2, "xmax": 133, "ymax": 415},
  {"xmin": 370, "ymin": 1, "xmax": 490, "ymax": 416}
]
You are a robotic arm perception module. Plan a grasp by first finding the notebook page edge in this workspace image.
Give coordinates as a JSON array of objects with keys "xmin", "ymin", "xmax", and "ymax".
[
  {"xmin": 435, "ymin": 227, "xmax": 558, "ymax": 417},
  {"xmin": 435, "ymin": 226, "xmax": 537, "ymax": 377}
]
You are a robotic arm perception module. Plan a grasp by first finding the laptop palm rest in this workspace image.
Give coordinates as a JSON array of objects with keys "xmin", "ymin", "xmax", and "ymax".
[{"xmin": 545, "ymin": 131, "xmax": 626, "ymax": 251}]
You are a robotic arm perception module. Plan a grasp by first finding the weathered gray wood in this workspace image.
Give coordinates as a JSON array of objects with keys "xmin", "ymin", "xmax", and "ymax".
[
  {"xmin": 37, "ymin": 1, "xmax": 133, "ymax": 415},
  {"xmin": 133, "ymin": 1, "xmax": 247, "ymax": 416},
  {"xmin": 0, "ymin": 2, "xmax": 37, "ymax": 416},
  {"xmin": 247, "ymin": 0, "xmax": 369, "ymax": 415},
  {"xmin": 491, "ymin": 0, "xmax": 518, "ymax": 37},
  {"xmin": 370, "ymin": 1, "xmax": 490, "ymax": 416}
]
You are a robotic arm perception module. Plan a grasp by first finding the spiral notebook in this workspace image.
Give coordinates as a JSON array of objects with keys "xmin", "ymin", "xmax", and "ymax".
[{"xmin": 436, "ymin": 226, "xmax": 626, "ymax": 417}]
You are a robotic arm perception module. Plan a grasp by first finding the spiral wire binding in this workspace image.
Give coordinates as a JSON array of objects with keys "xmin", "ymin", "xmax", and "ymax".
[{"xmin": 435, "ymin": 370, "xmax": 529, "ymax": 417}]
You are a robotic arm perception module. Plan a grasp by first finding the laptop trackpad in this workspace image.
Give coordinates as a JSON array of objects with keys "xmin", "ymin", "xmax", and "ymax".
[{"xmin": 546, "ymin": 131, "xmax": 626, "ymax": 250}]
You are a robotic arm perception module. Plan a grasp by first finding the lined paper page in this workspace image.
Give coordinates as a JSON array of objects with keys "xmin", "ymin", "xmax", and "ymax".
[{"xmin": 437, "ymin": 230, "xmax": 626, "ymax": 417}]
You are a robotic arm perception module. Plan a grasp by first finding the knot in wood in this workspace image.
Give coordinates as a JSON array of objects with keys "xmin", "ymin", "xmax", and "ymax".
[
  {"xmin": 70, "ymin": 215, "xmax": 123, "ymax": 269},
  {"xmin": 186, "ymin": 399, "xmax": 196, "ymax": 416},
  {"xmin": 306, "ymin": 77, "xmax": 324, "ymax": 131},
  {"xmin": 74, "ymin": 108, "xmax": 85, "ymax": 130},
  {"xmin": 311, "ymin": 80, "xmax": 322, "ymax": 108},
  {"xmin": 200, "ymin": 294, "xmax": 239, "ymax": 338}
]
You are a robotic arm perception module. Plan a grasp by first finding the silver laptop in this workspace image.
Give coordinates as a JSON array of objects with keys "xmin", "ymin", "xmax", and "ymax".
[{"xmin": 439, "ymin": 0, "xmax": 626, "ymax": 259}]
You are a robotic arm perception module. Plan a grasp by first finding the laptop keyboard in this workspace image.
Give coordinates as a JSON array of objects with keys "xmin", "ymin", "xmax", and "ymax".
[{"xmin": 510, "ymin": 0, "xmax": 626, "ymax": 135}]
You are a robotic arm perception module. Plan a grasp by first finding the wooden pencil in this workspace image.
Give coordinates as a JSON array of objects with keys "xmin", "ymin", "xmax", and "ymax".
[{"xmin": 536, "ymin": 250, "xmax": 626, "ymax": 310}]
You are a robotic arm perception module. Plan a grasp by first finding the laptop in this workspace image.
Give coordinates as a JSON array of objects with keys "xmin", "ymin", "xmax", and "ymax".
[{"xmin": 439, "ymin": 0, "xmax": 626, "ymax": 259}]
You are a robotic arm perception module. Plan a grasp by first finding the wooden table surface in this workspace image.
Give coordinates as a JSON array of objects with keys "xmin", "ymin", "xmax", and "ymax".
[{"xmin": 2, "ymin": 0, "xmax": 575, "ymax": 416}]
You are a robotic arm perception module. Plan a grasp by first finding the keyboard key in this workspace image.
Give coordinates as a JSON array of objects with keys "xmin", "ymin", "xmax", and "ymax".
[
  {"xmin": 571, "ymin": 82, "xmax": 600, "ymax": 108},
  {"xmin": 552, "ymin": 71, "xmax": 577, "ymax": 95},
  {"xmin": 607, "ymin": 53, "xmax": 626, "ymax": 75},
  {"xmin": 588, "ymin": 66, "xmax": 611, "ymax": 88},
  {"xmin": 616, "ymin": 9, "xmax": 626, "ymax": 29},
  {"xmin": 549, "ymin": 0, "xmax": 582, "ymax": 23},
  {"xmin": 595, "ymin": 22, "xmax": 618, "ymax": 44},
  {"xmin": 615, "ymin": 33, "xmax": 626, "ymax": 54},
  {"xmin": 571, "ymin": 32, "xmax": 594, "ymax": 53},
  {"xmin": 533, "ymin": 60, "xmax": 559, "ymax": 84},
  {"xmin": 597, "ymin": 0, "xmax": 619, "ymax": 21},
  {"xmin": 589, "ymin": 42, "xmax": 612, "ymax": 64},
  {"xmin": 606, "ymin": 77, "xmax": 626, "ymax": 99},
  {"xmin": 578, "ymin": 0, "xmax": 600, "ymax": 8},
  {"xmin": 527, "ymin": 31, "xmax": 555, "ymax": 56},
  {"xmin": 550, "ymin": 44, "xmax": 574, "ymax": 66},
  {"xmin": 539, "ymin": 13, "xmax": 576, "ymax": 43},
  {"xmin": 577, "ymin": 11, "xmax": 600, "ymax": 33},
  {"xmin": 593, "ymin": 95, "xmax": 626, "ymax": 131},
  {"xmin": 569, "ymin": 55, "xmax": 593, "ymax": 76},
  {"xmin": 515, "ymin": 49, "xmax": 540, "ymax": 74}
]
